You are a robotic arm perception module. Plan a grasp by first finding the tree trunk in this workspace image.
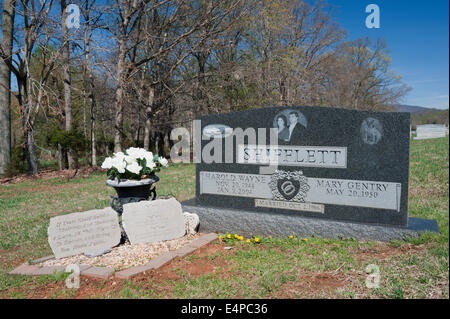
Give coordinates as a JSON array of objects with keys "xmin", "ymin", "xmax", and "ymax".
[
  {"xmin": 114, "ymin": 40, "xmax": 127, "ymax": 152},
  {"xmin": 0, "ymin": 0, "xmax": 15, "ymax": 177},
  {"xmin": 24, "ymin": 127, "xmax": 39, "ymax": 175},
  {"xmin": 134, "ymin": 115, "xmax": 140, "ymax": 146},
  {"xmin": 57, "ymin": 143, "xmax": 63, "ymax": 170},
  {"xmin": 82, "ymin": 96, "xmax": 87, "ymax": 138},
  {"xmin": 163, "ymin": 130, "xmax": 171, "ymax": 158},
  {"xmin": 17, "ymin": 79, "xmax": 39, "ymax": 175},
  {"xmin": 154, "ymin": 132, "xmax": 161, "ymax": 156},
  {"xmin": 91, "ymin": 112, "xmax": 97, "ymax": 166},
  {"xmin": 195, "ymin": 52, "xmax": 209, "ymax": 114},
  {"xmin": 61, "ymin": 0, "xmax": 74, "ymax": 168},
  {"xmin": 144, "ymin": 87, "xmax": 155, "ymax": 150},
  {"xmin": 135, "ymin": 66, "xmax": 146, "ymax": 146},
  {"xmin": 83, "ymin": 16, "xmax": 97, "ymax": 167}
]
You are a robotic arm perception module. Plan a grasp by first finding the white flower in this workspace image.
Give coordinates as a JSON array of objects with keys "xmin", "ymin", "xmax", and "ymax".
[
  {"xmin": 101, "ymin": 157, "xmax": 113, "ymax": 169},
  {"xmin": 125, "ymin": 147, "xmax": 138, "ymax": 156},
  {"xmin": 104, "ymin": 148, "xmax": 166, "ymax": 178},
  {"xmin": 143, "ymin": 151, "xmax": 153, "ymax": 161},
  {"xmin": 111, "ymin": 157, "xmax": 126, "ymax": 173},
  {"xmin": 126, "ymin": 147, "xmax": 147, "ymax": 160},
  {"xmin": 113, "ymin": 152, "xmax": 125, "ymax": 161},
  {"xmin": 158, "ymin": 157, "xmax": 169, "ymax": 167},
  {"xmin": 146, "ymin": 160, "xmax": 156, "ymax": 170},
  {"xmin": 124, "ymin": 155, "xmax": 136, "ymax": 165},
  {"xmin": 143, "ymin": 151, "xmax": 155, "ymax": 168},
  {"xmin": 126, "ymin": 161, "xmax": 142, "ymax": 175}
]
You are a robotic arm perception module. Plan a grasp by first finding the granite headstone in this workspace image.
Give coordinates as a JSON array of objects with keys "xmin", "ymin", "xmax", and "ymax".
[
  {"xmin": 414, "ymin": 124, "xmax": 447, "ymax": 140},
  {"xmin": 182, "ymin": 105, "xmax": 439, "ymax": 240}
]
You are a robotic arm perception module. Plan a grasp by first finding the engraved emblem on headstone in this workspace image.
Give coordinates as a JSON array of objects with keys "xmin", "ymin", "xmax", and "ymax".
[
  {"xmin": 361, "ymin": 117, "xmax": 382, "ymax": 145},
  {"xmin": 202, "ymin": 124, "xmax": 233, "ymax": 139},
  {"xmin": 269, "ymin": 170, "xmax": 310, "ymax": 202}
]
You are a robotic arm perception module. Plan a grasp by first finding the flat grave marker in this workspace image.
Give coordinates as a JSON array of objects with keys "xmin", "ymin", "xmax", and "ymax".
[
  {"xmin": 122, "ymin": 198, "xmax": 186, "ymax": 244},
  {"xmin": 48, "ymin": 207, "xmax": 121, "ymax": 259}
]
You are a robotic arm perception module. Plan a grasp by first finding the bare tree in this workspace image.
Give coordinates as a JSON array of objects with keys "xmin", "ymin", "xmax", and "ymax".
[
  {"xmin": 0, "ymin": 0, "xmax": 65, "ymax": 174},
  {"xmin": 107, "ymin": 0, "xmax": 243, "ymax": 151},
  {"xmin": 80, "ymin": 0, "xmax": 102, "ymax": 166},
  {"xmin": 1, "ymin": 0, "xmax": 412, "ymax": 176},
  {"xmin": 60, "ymin": 0, "xmax": 75, "ymax": 168},
  {"xmin": 0, "ymin": 0, "xmax": 16, "ymax": 176},
  {"xmin": 322, "ymin": 38, "xmax": 411, "ymax": 110}
]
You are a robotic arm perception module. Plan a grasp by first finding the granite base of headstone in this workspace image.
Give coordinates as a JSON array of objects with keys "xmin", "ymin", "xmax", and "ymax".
[{"xmin": 182, "ymin": 199, "xmax": 439, "ymax": 241}]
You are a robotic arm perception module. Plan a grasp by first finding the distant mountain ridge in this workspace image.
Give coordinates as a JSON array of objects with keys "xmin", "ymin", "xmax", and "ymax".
[
  {"xmin": 390, "ymin": 104, "xmax": 449, "ymax": 127},
  {"xmin": 391, "ymin": 104, "xmax": 442, "ymax": 114}
]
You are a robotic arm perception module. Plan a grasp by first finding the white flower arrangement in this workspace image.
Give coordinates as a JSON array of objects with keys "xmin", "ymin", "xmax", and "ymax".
[{"xmin": 101, "ymin": 147, "xmax": 168, "ymax": 180}]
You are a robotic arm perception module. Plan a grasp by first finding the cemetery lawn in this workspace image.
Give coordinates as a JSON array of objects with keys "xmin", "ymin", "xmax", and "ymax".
[{"xmin": 0, "ymin": 137, "xmax": 448, "ymax": 299}]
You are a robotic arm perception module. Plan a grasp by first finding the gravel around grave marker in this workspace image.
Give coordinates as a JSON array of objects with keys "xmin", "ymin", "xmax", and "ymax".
[
  {"xmin": 10, "ymin": 233, "xmax": 219, "ymax": 280},
  {"xmin": 41, "ymin": 233, "xmax": 201, "ymax": 270}
]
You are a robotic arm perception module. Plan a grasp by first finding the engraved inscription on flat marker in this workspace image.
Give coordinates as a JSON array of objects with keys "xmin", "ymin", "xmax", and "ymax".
[
  {"xmin": 48, "ymin": 208, "xmax": 121, "ymax": 259},
  {"xmin": 122, "ymin": 198, "xmax": 186, "ymax": 245}
]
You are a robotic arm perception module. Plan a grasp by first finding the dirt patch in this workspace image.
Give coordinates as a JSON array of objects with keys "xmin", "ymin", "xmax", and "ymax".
[
  {"xmin": 0, "ymin": 183, "xmax": 91, "ymax": 198},
  {"xmin": 271, "ymin": 272, "xmax": 348, "ymax": 298},
  {"xmin": 135, "ymin": 242, "xmax": 231, "ymax": 282},
  {"xmin": 179, "ymin": 243, "xmax": 231, "ymax": 277},
  {"xmin": 355, "ymin": 243, "xmax": 427, "ymax": 262},
  {"xmin": 0, "ymin": 167, "xmax": 103, "ymax": 186},
  {"xmin": 0, "ymin": 275, "xmax": 116, "ymax": 299},
  {"xmin": 35, "ymin": 277, "xmax": 124, "ymax": 299},
  {"xmin": 72, "ymin": 277, "xmax": 125, "ymax": 299},
  {"xmin": 128, "ymin": 242, "xmax": 232, "ymax": 297},
  {"xmin": 302, "ymin": 272, "xmax": 346, "ymax": 290},
  {"xmin": 0, "ymin": 247, "xmax": 29, "ymax": 273},
  {"xmin": 2, "ymin": 242, "xmax": 228, "ymax": 299}
]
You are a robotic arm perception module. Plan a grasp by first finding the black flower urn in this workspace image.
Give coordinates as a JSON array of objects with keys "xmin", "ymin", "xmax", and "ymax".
[{"xmin": 106, "ymin": 175, "xmax": 160, "ymax": 216}]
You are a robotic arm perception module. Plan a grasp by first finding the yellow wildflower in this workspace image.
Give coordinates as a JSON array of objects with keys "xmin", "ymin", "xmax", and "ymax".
[
  {"xmin": 254, "ymin": 237, "xmax": 260, "ymax": 243},
  {"xmin": 226, "ymin": 234, "xmax": 231, "ymax": 239},
  {"xmin": 246, "ymin": 239, "xmax": 251, "ymax": 243},
  {"xmin": 289, "ymin": 235, "xmax": 294, "ymax": 239},
  {"xmin": 218, "ymin": 235, "xmax": 222, "ymax": 240}
]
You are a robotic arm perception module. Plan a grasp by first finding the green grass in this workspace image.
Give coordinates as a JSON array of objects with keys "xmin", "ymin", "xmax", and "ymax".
[{"xmin": 0, "ymin": 137, "xmax": 448, "ymax": 299}]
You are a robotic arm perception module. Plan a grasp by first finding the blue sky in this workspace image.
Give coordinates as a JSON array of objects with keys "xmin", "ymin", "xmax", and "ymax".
[
  {"xmin": 2, "ymin": 1, "xmax": 448, "ymax": 109},
  {"xmin": 329, "ymin": 0, "xmax": 449, "ymax": 109}
]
